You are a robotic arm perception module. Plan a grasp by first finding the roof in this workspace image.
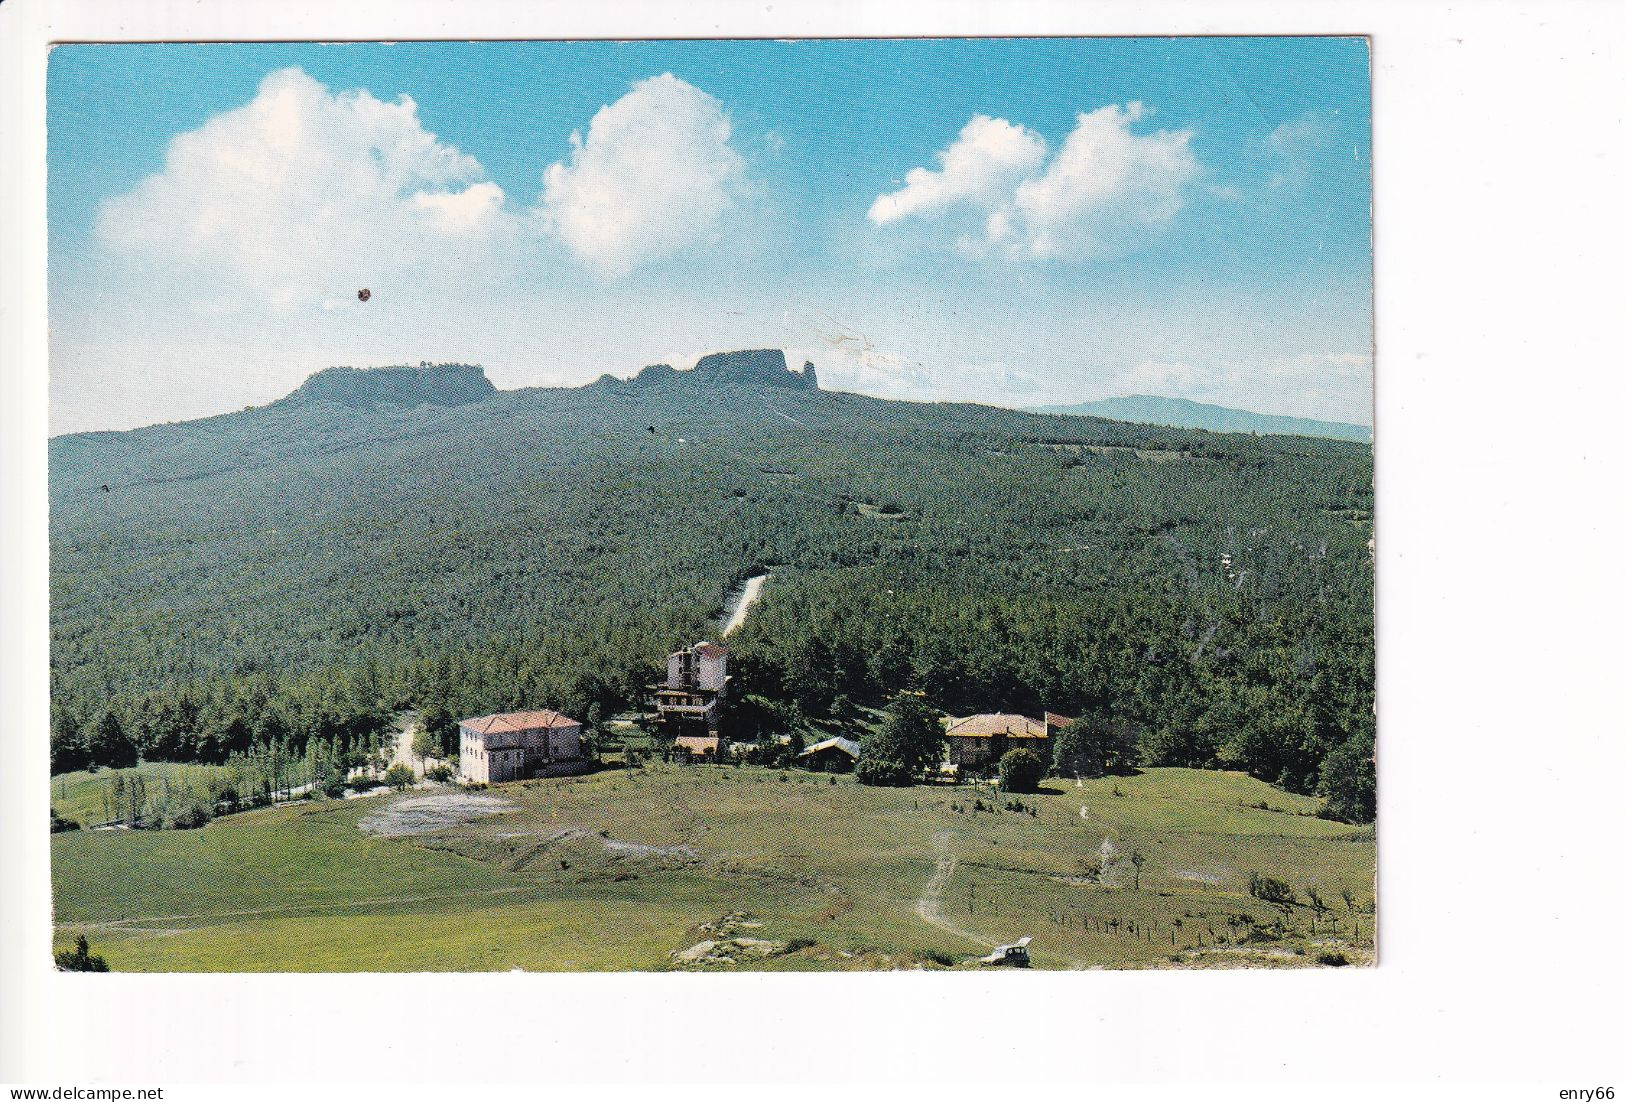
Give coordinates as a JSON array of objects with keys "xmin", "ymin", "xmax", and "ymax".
[
  {"xmin": 459, "ymin": 709, "xmax": 580, "ymax": 735},
  {"xmin": 1044, "ymin": 712, "xmax": 1074, "ymax": 729},
  {"xmin": 675, "ymin": 735, "xmax": 721, "ymax": 753},
  {"xmin": 797, "ymin": 736, "xmax": 860, "ymax": 759},
  {"xmin": 693, "ymin": 641, "xmax": 728, "ymax": 659},
  {"xmin": 943, "ymin": 713, "xmax": 1049, "ymax": 739}
]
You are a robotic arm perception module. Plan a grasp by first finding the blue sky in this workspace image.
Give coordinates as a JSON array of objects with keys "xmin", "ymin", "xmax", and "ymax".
[{"xmin": 48, "ymin": 38, "xmax": 1371, "ymax": 434}]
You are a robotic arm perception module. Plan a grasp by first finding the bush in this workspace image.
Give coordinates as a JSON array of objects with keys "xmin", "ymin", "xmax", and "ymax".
[
  {"xmin": 50, "ymin": 808, "xmax": 80, "ymax": 833},
  {"xmin": 383, "ymin": 763, "xmax": 416, "ymax": 789},
  {"xmin": 55, "ymin": 935, "xmax": 109, "ymax": 972},
  {"xmin": 160, "ymin": 798, "xmax": 213, "ymax": 830},
  {"xmin": 855, "ymin": 757, "xmax": 913, "ymax": 787},
  {"xmin": 322, "ymin": 776, "xmax": 350, "ymax": 798},
  {"xmin": 1317, "ymin": 950, "xmax": 1350, "ymax": 967},
  {"xmin": 998, "ymin": 748, "xmax": 1044, "ymax": 794},
  {"xmin": 1247, "ymin": 871, "xmax": 1298, "ymax": 906},
  {"xmin": 348, "ymin": 774, "xmax": 383, "ymax": 793},
  {"xmin": 426, "ymin": 763, "xmax": 456, "ymax": 783}
]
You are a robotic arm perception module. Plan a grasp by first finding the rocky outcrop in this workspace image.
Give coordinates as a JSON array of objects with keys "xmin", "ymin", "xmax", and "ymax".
[
  {"xmin": 641, "ymin": 349, "xmax": 819, "ymax": 390},
  {"xmin": 282, "ymin": 363, "xmax": 496, "ymax": 408}
]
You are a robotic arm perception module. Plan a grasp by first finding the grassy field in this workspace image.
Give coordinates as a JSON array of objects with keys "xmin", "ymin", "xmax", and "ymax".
[
  {"xmin": 52, "ymin": 765, "xmax": 1375, "ymax": 971},
  {"xmin": 51, "ymin": 762, "xmax": 236, "ymax": 827}
]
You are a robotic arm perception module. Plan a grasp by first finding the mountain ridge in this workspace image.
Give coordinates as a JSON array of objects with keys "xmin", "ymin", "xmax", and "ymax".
[{"xmin": 1028, "ymin": 394, "xmax": 1371, "ymax": 443}]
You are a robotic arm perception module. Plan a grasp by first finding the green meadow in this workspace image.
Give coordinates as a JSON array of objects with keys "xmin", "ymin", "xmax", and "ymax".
[
  {"xmin": 51, "ymin": 762, "xmax": 235, "ymax": 827},
  {"xmin": 53, "ymin": 765, "xmax": 1374, "ymax": 972}
]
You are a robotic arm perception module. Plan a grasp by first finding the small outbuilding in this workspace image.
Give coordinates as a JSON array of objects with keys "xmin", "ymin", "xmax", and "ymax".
[{"xmin": 797, "ymin": 736, "xmax": 860, "ymax": 773}]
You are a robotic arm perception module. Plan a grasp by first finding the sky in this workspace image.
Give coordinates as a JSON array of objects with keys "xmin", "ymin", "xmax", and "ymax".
[{"xmin": 47, "ymin": 38, "xmax": 1372, "ymax": 435}]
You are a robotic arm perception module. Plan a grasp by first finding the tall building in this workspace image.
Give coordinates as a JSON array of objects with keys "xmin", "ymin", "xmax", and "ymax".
[{"xmin": 651, "ymin": 641, "xmax": 731, "ymax": 759}]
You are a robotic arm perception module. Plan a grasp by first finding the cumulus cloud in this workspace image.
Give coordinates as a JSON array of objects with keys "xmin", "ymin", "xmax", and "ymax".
[
  {"xmin": 868, "ymin": 101, "xmax": 1197, "ymax": 260},
  {"xmin": 540, "ymin": 74, "xmax": 747, "ymax": 276},
  {"xmin": 868, "ymin": 115, "xmax": 1047, "ymax": 227},
  {"xmin": 97, "ymin": 67, "xmax": 508, "ymax": 310}
]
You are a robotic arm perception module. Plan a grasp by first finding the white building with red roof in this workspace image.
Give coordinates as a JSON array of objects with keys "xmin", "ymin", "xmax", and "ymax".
[{"xmin": 457, "ymin": 708, "xmax": 585, "ymax": 783}]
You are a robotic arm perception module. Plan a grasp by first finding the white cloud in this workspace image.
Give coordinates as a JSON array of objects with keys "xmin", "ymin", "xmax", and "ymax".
[
  {"xmin": 868, "ymin": 115, "xmax": 1046, "ymax": 227},
  {"xmin": 540, "ymin": 74, "xmax": 747, "ymax": 276},
  {"xmin": 97, "ymin": 68, "xmax": 508, "ymax": 310},
  {"xmin": 868, "ymin": 102, "xmax": 1198, "ymax": 260},
  {"xmin": 1261, "ymin": 114, "xmax": 1330, "ymax": 189},
  {"xmin": 1013, "ymin": 103, "xmax": 1197, "ymax": 257},
  {"xmin": 786, "ymin": 324, "xmax": 1052, "ymax": 407}
]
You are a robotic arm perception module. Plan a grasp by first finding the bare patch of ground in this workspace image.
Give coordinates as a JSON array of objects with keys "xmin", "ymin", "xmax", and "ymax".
[
  {"xmin": 358, "ymin": 793, "xmax": 515, "ymax": 837},
  {"xmin": 671, "ymin": 912, "xmax": 796, "ymax": 967}
]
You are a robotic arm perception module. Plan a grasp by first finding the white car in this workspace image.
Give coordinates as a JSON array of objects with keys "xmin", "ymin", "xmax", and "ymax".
[{"xmin": 979, "ymin": 936, "xmax": 1032, "ymax": 967}]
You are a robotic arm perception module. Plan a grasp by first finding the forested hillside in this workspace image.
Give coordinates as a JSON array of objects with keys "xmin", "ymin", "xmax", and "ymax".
[{"xmin": 49, "ymin": 358, "xmax": 1374, "ymax": 818}]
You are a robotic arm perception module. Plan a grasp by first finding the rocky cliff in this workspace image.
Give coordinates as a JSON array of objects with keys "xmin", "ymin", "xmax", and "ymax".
[
  {"xmin": 632, "ymin": 349, "xmax": 818, "ymax": 391},
  {"xmin": 282, "ymin": 363, "xmax": 497, "ymax": 408}
]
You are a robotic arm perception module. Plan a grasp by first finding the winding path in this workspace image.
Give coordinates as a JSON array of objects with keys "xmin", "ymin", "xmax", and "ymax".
[{"xmin": 912, "ymin": 830, "xmax": 992, "ymax": 948}]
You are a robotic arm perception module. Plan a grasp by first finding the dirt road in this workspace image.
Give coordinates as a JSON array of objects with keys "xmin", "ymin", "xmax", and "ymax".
[
  {"xmin": 721, "ymin": 573, "xmax": 769, "ymax": 637},
  {"xmin": 912, "ymin": 830, "xmax": 991, "ymax": 949}
]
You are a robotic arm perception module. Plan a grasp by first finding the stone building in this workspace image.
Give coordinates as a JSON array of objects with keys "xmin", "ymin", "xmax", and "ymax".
[
  {"xmin": 457, "ymin": 709, "xmax": 585, "ymax": 784},
  {"xmin": 942, "ymin": 712, "xmax": 1071, "ymax": 772},
  {"xmin": 651, "ymin": 641, "xmax": 732, "ymax": 758}
]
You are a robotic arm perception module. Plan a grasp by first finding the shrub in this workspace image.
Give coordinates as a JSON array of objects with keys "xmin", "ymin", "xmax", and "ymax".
[
  {"xmin": 50, "ymin": 808, "xmax": 80, "ymax": 833},
  {"xmin": 55, "ymin": 935, "xmax": 109, "ymax": 972},
  {"xmin": 383, "ymin": 763, "xmax": 416, "ymax": 790},
  {"xmin": 160, "ymin": 798, "xmax": 213, "ymax": 830},
  {"xmin": 1317, "ymin": 950, "xmax": 1350, "ymax": 967},
  {"xmin": 322, "ymin": 776, "xmax": 350, "ymax": 798},
  {"xmin": 855, "ymin": 758, "xmax": 912, "ymax": 787},
  {"xmin": 348, "ymin": 774, "xmax": 383, "ymax": 793},
  {"xmin": 998, "ymin": 748, "xmax": 1044, "ymax": 794},
  {"xmin": 426, "ymin": 763, "xmax": 456, "ymax": 783},
  {"xmin": 1247, "ymin": 872, "xmax": 1298, "ymax": 906}
]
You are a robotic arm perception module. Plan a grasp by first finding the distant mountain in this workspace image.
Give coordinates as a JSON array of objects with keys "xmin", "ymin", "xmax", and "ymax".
[
  {"xmin": 1028, "ymin": 395, "xmax": 1371, "ymax": 443},
  {"xmin": 280, "ymin": 363, "xmax": 496, "ymax": 408}
]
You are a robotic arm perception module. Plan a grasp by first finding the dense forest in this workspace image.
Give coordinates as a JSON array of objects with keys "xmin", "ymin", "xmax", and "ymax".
[{"xmin": 49, "ymin": 358, "xmax": 1375, "ymax": 820}]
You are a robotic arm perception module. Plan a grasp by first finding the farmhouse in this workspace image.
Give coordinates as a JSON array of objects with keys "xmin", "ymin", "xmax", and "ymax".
[
  {"xmin": 797, "ymin": 736, "xmax": 860, "ymax": 773},
  {"xmin": 942, "ymin": 712, "xmax": 1070, "ymax": 772},
  {"xmin": 458, "ymin": 709, "xmax": 585, "ymax": 784},
  {"xmin": 651, "ymin": 641, "xmax": 731, "ymax": 737}
]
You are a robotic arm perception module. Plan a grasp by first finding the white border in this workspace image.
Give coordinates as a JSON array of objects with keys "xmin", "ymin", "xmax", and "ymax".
[{"xmin": 4, "ymin": 0, "xmax": 1623, "ymax": 1090}]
